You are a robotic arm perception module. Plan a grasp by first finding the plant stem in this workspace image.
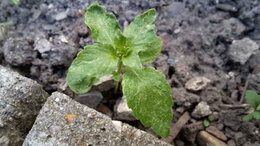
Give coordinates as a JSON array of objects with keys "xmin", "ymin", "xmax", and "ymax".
[{"xmin": 114, "ymin": 60, "xmax": 123, "ymax": 93}]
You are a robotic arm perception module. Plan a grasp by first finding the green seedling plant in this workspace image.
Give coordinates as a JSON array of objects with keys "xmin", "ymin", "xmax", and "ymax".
[
  {"xmin": 66, "ymin": 2, "xmax": 173, "ymax": 137},
  {"xmin": 0, "ymin": 0, "xmax": 19, "ymax": 28},
  {"xmin": 243, "ymin": 90, "xmax": 260, "ymax": 121},
  {"xmin": 203, "ymin": 115, "xmax": 215, "ymax": 127},
  {"xmin": 0, "ymin": 22, "xmax": 12, "ymax": 41},
  {"xmin": 0, "ymin": 21, "xmax": 12, "ymax": 28},
  {"xmin": 12, "ymin": 0, "xmax": 20, "ymax": 4}
]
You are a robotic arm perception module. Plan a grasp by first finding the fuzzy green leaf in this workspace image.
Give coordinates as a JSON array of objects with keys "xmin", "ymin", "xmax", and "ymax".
[
  {"xmin": 243, "ymin": 113, "xmax": 254, "ymax": 121},
  {"xmin": 0, "ymin": 21, "xmax": 12, "ymax": 27},
  {"xmin": 257, "ymin": 105, "xmax": 260, "ymax": 111},
  {"xmin": 203, "ymin": 120, "xmax": 210, "ymax": 127},
  {"xmin": 85, "ymin": 2, "xmax": 122, "ymax": 46},
  {"xmin": 123, "ymin": 9, "xmax": 162, "ymax": 64},
  {"xmin": 253, "ymin": 112, "xmax": 260, "ymax": 120},
  {"xmin": 245, "ymin": 90, "xmax": 260, "ymax": 109},
  {"xmin": 208, "ymin": 115, "xmax": 215, "ymax": 122},
  {"xmin": 122, "ymin": 51, "xmax": 142, "ymax": 69},
  {"xmin": 12, "ymin": 0, "xmax": 20, "ymax": 4},
  {"xmin": 122, "ymin": 67, "xmax": 173, "ymax": 137},
  {"xmin": 66, "ymin": 44, "xmax": 118, "ymax": 94}
]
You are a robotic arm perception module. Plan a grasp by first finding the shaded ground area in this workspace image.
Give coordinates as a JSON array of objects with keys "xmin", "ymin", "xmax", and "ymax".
[{"xmin": 0, "ymin": 0, "xmax": 260, "ymax": 145}]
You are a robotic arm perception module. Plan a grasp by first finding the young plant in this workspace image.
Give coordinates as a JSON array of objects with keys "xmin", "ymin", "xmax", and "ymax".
[
  {"xmin": 0, "ymin": 22, "xmax": 12, "ymax": 28},
  {"xmin": 203, "ymin": 115, "xmax": 215, "ymax": 127},
  {"xmin": 12, "ymin": 0, "xmax": 20, "ymax": 4},
  {"xmin": 66, "ymin": 2, "xmax": 173, "ymax": 137},
  {"xmin": 0, "ymin": 0, "xmax": 19, "ymax": 28},
  {"xmin": 243, "ymin": 90, "xmax": 260, "ymax": 121}
]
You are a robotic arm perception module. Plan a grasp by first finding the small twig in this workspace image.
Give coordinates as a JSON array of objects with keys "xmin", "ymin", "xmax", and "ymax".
[
  {"xmin": 240, "ymin": 74, "xmax": 251, "ymax": 103},
  {"xmin": 219, "ymin": 104, "xmax": 250, "ymax": 109},
  {"xmin": 161, "ymin": 112, "xmax": 190, "ymax": 143}
]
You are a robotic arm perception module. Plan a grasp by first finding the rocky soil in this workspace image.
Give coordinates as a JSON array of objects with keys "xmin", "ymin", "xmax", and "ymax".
[{"xmin": 0, "ymin": 0, "xmax": 260, "ymax": 145}]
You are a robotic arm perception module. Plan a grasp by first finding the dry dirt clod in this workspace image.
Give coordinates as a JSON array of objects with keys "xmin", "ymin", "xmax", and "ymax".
[
  {"xmin": 3, "ymin": 38, "xmax": 37, "ymax": 66},
  {"xmin": 197, "ymin": 131, "xmax": 228, "ymax": 146},
  {"xmin": 228, "ymin": 37, "xmax": 259, "ymax": 65},
  {"xmin": 185, "ymin": 77, "xmax": 211, "ymax": 92},
  {"xmin": 192, "ymin": 101, "xmax": 212, "ymax": 119},
  {"xmin": 172, "ymin": 88, "xmax": 200, "ymax": 108}
]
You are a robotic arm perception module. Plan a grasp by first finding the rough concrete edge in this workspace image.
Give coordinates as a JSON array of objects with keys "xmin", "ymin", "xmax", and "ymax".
[{"xmin": 24, "ymin": 92, "xmax": 171, "ymax": 146}]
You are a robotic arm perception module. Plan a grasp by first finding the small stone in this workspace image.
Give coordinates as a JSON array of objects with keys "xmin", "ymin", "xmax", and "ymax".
[
  {"xmin": 222, "ymin": 18, "xmax": 246, "ymax": 39},
  {"xmin": 112, "ymin": 120, "xmax": 122, "ymax": 133},
  {"xmin": 197, "ymin": 131, "xmax": 228, "ymax": 146},
  {"xmin": 227, "ymin": 140, "xmax": 236, "ymax": 146},
  {"xmin": 192, "ymin": 102, "xmax": 212, "ymax": 119},
  {"xmin": 34, "ymin": 38, "xmax": 52, "ymax": 53},
  {"xmin": 114, "ymin": 97, "xmax": 135, "ymax": 121},
  {"xmin": 172, "ymin": 88, "xmax": 200, "ymax": 107},
  {"xmin": 185, "ymin": 77, "xmax": 211, "ymax": 92},
  {"xmin": 58, "ymin": 35, "xmax": 68, "ymax": 43},
  {"xmin": 206, "ymin": 126, "xmax": 227, "ymax": 141},
  {"xmin": 216, "ymin": 4, "xmax": 237, "ymax": 12},
  {"xmin": 53, "ymin": 9, "xmax": 69, "ymax": 21},
  {"xmin": 176, "ymin": 107, "xmax": 184, "ymax": 113},
  {"xmin": 74, "ymin": 91, "xmax": 103, "ymax": 108},
  {"xmin": 93, "ymin": 75, "xmax": 115, "ymax": 92},
  {"xmin": 228, "ymin": 37, "xmax": 259, "ymax": 65}
]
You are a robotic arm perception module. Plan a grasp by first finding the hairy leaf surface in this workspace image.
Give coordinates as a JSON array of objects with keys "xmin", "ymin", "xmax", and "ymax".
[
  {"xmin": 253, "ymin": 112, "xmax": 260, "ymax": 120},
  {"xmin": 257, "ymin": 105, "xmax": 260, "ymax": 111},
  {"xmin": 243, "ymin": 113, "xmax": 253, "ymax": 121},
  {"xmin": 122, "ymin": 67, "xmax": 173, "ymax": 137},
  {"xmin": 67, "ymin": 44, "xmax": 118, "ymax": 93},
  {"xmin": 12, "ymin": 0, "xmax": 20, "ymax": 4},
  {"xmin": 122, "ymin": 51, "xmax": 142, "ymax": 69},
  {"xmin": 85, "ymin": 2, "xmax": 122, "ymax": 46},
  {"xmin": 123, "ymin": 9, "xmax": 162, "ymax": 64}
]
